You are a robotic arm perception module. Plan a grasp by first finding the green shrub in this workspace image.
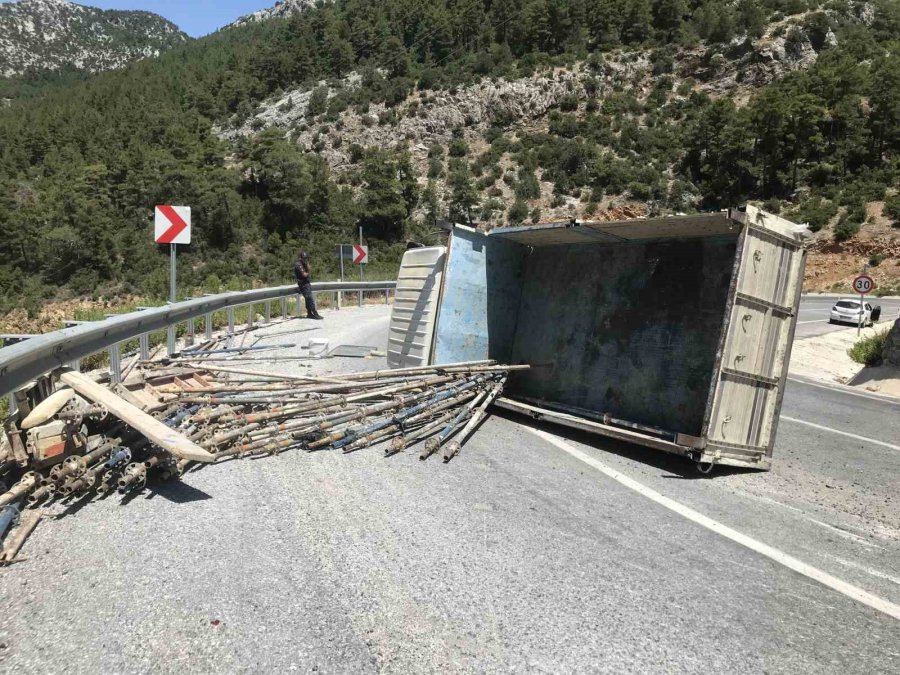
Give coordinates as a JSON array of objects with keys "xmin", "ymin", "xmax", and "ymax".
[
  {"xmin": 789, "ymin": 196, "xmax": 838, "ymax": 232},
  {"xmin": 884, "ymin": 194, "xmax": 900, "ymax": 226},
  {"xmin": 848, "ymin": 329, "xmax": 889, "ymax": 366},
  {"xmin": 348, "ymin": 143, "xmax": 365, "ymax": 163},
  {"xmin": 508, "ymin": 199, "xmax": 529, "ymax": 224},
  {"xmin": 448, "ymin": 138, "xmax": 469, "ymax": 157},
  {"xmin": 833, "ymin": 216, "xmax": 860, "ymax": 242},
  {"xmin": 307, "ymin": 86, "xmax": 328, "ymax": 117},
  {"xmin": 515, "ymin": 167, "xmax": 541, "ymax": 199},
  {"xmin": 869, "ymin": 254, "xmax": 885, "ymax": 267},
  {"xmin": 428, "ymin": 157, "xmax": 444, "ymax": 179}
]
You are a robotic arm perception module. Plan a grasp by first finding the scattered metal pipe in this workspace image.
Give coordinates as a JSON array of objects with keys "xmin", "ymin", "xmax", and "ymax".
[
  {"xmin": 442, "ymin": 381, "xmax": 506, "ymax": 462},
  {"xmin": 0, "ymin": 472, "xmax": 39, "ymax": 508},
  {"xmin": 27, "ymin": 482, "xmax": 55, "ymax": 506},
  {"xmin": 0, "ymin": 508, "xmax": 42, "ymax": 563},
  {"xmin": 421, "ymin": 390, "xmax": 488, "ymax": 460},
  {"xmin": 0, "ymin": 501, "xmax": 20, "ymax": 542}
]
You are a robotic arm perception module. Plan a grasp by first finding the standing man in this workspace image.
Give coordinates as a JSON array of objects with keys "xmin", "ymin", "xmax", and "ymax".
[{"xmin": 294, "ymin": 251, "xmax": 324, "ymax": 320}]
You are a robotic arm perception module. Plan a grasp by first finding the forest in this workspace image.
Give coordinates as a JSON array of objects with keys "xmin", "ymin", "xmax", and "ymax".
[{"xmin": 0, "ymin": 0, "xmax": 898, "ymax": 315}]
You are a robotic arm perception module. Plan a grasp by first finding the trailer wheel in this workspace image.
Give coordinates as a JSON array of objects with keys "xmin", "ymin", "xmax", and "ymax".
[{"xmin": 696, "ymin": 461, "xmax": 716, "ymax": 475}]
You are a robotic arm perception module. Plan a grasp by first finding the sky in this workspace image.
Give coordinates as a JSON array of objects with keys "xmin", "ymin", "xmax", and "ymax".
[{"xmin": 84, "ymin": 1, "xmax": 275, "ymax": 37}]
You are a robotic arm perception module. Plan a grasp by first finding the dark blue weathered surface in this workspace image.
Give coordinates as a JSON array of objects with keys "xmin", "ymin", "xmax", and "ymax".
[{"xmin": 507, "ymin": 236, "xmax": 739, "ymax": 435}]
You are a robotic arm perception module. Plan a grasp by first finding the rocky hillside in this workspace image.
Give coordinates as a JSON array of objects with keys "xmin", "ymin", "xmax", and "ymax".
[
  {"xmin": 214, "ymin": 2, "xmax": 898, "ymax": 295},
  {"xmin": 228, "ymin": 0, "xmax": 317, "ymax": 28},
  {"xmin": 0, "ymin": 0, "xmax": 187, "ymax": 77}
]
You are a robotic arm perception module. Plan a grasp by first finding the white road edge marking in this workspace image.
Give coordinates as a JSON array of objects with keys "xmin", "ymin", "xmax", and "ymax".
[
  {"xmin": 782, "ymin": 416, "xmax": 900, "ymax": 451},
  {"xmin": 797, "ymin": 319, "xmax": 826, "ymax": 324},
  {"xmin": 526, "ymin": 426, "xmax": 900, "ymax": 622},
  {"xmin": 787, "ymin": 376, "xmax": 900, "ymax": 406}
]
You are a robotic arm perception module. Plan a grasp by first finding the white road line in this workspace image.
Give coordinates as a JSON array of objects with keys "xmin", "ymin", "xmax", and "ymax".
[
  {"xmin": 526, "ymin": 426, "xmax": 900, "ymax": 622},
  {"xmin": 797, "ymin": 320, "xmax": 826, "ymax": 324},
  {"xmin": 787, "ymin": 376, "xmax": 900, "ymax": 405},
  {"xmin": 781, "ymin": 416, "xmax": 900, "ymax": 451},
  {"xmin": 826, "ymin": 555, "xmax": 900, "ymax": 588}
]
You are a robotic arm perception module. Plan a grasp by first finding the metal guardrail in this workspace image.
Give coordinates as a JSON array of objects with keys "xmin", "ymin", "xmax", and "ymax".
[{"xmin": 0, "ymin": 281, "xmax": 396, "ymax": 401}]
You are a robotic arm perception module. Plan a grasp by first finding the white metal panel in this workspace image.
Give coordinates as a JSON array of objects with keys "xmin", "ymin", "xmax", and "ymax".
[
  {"xmin": 387, "ymin": 246, "xmax": 446, "ymax": 368},
  {"xmin": 705, "ymin": 208, "xmax": 808, "ymax": 466}
]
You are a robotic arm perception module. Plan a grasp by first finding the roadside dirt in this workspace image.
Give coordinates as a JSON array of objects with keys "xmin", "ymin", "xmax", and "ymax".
[
  {"xmin": 0, "ymin": 296, "xmax": 145, "ymax": 335},
  {"xmin": 790, "ymin": 324, "xmax": 888, "ymax": 383}
]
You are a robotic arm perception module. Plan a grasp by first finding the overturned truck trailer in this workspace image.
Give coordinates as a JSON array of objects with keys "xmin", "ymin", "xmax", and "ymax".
[{"xmin": 388, "ymin": 207, "xmax": 808, "ymax": 470}]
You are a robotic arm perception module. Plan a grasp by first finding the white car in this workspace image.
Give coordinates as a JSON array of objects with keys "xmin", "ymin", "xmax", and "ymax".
[{"xmin": 830, "ymin": 298, "xmax": 878, "ymax": 326}]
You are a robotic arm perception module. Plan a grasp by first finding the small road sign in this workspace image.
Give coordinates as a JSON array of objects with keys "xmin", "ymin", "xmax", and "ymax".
[
  {"xmin": 852, "ymin": 275, "xmax": 875, "ymax": 295},
  {"xmin": 155, "ymin": 205, "xmax": 191, "ymax": 245},
  {"xmin": 353, "ymin": 244, "xmax": 368, "ymax": 264}
]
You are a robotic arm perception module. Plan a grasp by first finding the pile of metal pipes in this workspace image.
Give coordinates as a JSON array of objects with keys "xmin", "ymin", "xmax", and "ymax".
[
  {"xmin": 158, "ymin": 360, "xmax": 520, "ymax": 462},
  {"xmin": 0, "ymin": 360, "xmax": 524, "ymax": 559}
]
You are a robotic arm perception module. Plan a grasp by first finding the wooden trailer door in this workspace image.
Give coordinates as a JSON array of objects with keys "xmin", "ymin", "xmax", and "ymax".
[{"xmin": 703, "ymin": 207, "xmax": 807, "ymax": 469}]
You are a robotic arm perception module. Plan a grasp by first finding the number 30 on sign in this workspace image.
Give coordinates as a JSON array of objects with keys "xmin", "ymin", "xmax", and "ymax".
[{"xmin": 852, "ymin": 275, "xmax": 875, "ymax": 294}]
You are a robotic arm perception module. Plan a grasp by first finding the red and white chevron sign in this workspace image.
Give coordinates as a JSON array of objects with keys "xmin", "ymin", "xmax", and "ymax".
[
  {"xmin": 353, "ymin": 244, "xmax": 368, "ymax": 264},
  {"xmin": 154, "ymin": 205, "xmax": 191, "ymax": 245}
]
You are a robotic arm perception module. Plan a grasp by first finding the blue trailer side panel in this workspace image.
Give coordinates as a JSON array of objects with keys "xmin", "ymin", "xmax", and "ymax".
[{"xmin": 432, "ymin": 227, "xmax": 525, "ymax": 365}]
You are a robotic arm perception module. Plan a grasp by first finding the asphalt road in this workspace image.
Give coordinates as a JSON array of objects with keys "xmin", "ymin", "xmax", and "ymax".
[
  {"xmin": 1, "ymin": 305, "xmax": 899, "ymax": 673},
  {"xmin": 796, "ymin": 295, "xmax": 900, "ymax": 339}
]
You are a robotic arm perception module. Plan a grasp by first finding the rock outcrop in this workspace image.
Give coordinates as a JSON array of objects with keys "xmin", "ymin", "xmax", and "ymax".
[
  {"xmin": 228, "ymin": 0, "xmax": 319, "ymax": 29},
  {"xmin": 0, "ymin": 0, "xmax": 188, "ymax": 78}
]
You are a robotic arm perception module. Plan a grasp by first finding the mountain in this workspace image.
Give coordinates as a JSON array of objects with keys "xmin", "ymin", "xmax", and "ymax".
[
  {"xmin": 228, "ymin": 0, "xmax": 318, "ymax": 28},
  {"xmin": 0, "ymin": 0, "xmax": 898, "ymax": 320},
  {"xmin": 0, "ymin": 0, "xmax": 188, "ymax": 78}
]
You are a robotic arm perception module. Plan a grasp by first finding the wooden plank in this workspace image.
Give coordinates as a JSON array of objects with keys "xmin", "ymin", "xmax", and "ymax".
[
  {"xmin": 59, "ymin": 370, "xmax": 216, "ymax": 463},
  {"xmin": 20, "ymin": 388, "xmax": 75, "ymax": 429}
]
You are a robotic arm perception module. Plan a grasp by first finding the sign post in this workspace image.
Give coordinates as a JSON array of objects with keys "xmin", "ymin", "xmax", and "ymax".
[
  {"xmin": 851, "ymin": 273, "xmax": 875, "ymax": 336},
  {"xmin": 337, "ymin": 242, "xmax": 369, "ymax": 308},
  {"xmin": 358, "ymin": 227, "xmax": 364, "ymax": 307},
  {"xmin": 155, "ymin": 206, "xmax": 191, "ymax": 354}
]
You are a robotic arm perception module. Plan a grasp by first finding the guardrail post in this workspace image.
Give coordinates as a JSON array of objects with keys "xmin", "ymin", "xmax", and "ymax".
[
  {"xmin": 281, "ymin": 298, "xmax": 288, "ymax": 320},
  {"xmin": 139, "ymin": 332, "xmax": 150, "ymax": 360},
  {"xmin": 247, "ymin": 304, "xmax": 254, "ymax": 330},
  {"xmin": 109, "ymin": 342, "xmax": 122, "ymax": 384},
  {"xmin": 296, "ymin": 294, "xmax": 302, "ymax": 318},
  {"xmin": 68, "ymin": 358, "xmax": 81, "ymax": 372},
  {"xmin": 186, "ymin": 317, "xmax": 195, "ymax": 346},
  {"xmin": 7, "ymin": 393, "xmax": 17, "ymax": 417},
  {"xmin": 358, "ymin": 288, "xmax": 363, "ymax": 307},
  {"xmin": 166, "ymin": 325, "xmax": 177, "ymax": 356},
  {"xmin": 227, "ymin": 307, "xmax": 235, "ymax": 347},
  {"xmin": 385, "ymin": 288, "xmax": 390, "ymax": 305},
  {"xmin": 205, "ymin": 312, "xmax": 213, "ymax": 340},
  {"xmin": 337, "ymin": 290, "xmax": 342, "ymax": 310}
]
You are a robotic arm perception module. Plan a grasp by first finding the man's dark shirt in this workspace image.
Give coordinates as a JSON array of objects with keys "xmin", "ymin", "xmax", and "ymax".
[{"xmin": 294, "ymin": 260, "xmax": 311, "ymax": 285}]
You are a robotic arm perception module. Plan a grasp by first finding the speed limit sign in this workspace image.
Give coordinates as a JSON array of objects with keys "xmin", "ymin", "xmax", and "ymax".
[{"xmin": 852, "ymin": 275, "xmax": 875, "ymax": 295}]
